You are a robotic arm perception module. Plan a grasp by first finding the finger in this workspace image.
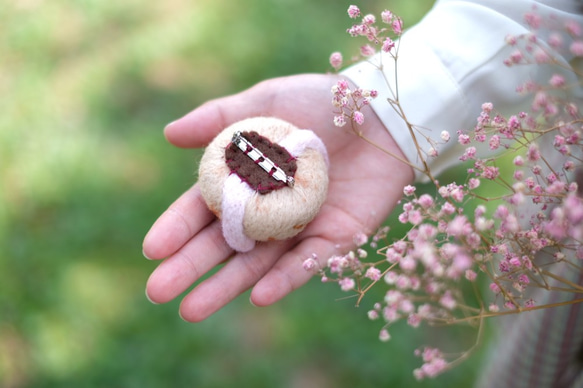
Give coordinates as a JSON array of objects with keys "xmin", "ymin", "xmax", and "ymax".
[
  {"xmin": 250, "ymin": 236, "xmax": 341, "ymax": 307},
  {"xmin": 143, "ymin": 185, "xmax": 214, "ymax": 260},
  {"xmin": 164, "ymin": 81, "xmax": 275, "ymax": 149},
  {"xmin": 178, "ymin": 240, "xmax": 293, "ymax": 322},
  {"xmin": 145, "ymin": 220, "xmax": 233, "ymax": 303}
]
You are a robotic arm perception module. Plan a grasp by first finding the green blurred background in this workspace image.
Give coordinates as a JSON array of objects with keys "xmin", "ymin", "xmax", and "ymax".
[{"xmin": 1, "ymin": 0, "xmax": 489, "ymax": 387}]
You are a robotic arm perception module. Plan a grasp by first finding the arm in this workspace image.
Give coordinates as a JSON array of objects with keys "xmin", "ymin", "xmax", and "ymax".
[{"xmin": 342, "ymin": 0, "xmax": 583, "ymax": 180}]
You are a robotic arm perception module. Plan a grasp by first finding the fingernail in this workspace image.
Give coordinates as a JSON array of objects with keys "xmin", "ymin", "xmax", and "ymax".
[
  {"xmin": 142, "ymin": 249, "xmax": 153, "ymax": 260},
  {"xmin": 145, "ymin": 289, "xmax": 159, "ymax": 305},
  {"xmin": 249, "ymin": 296, "xmax": 257, "ymax": 307}
]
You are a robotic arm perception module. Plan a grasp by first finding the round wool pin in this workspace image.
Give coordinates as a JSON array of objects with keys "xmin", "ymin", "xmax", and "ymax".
[{"xmin": 198, "ymin": 117, "xmax": 329, "ymax": 252}]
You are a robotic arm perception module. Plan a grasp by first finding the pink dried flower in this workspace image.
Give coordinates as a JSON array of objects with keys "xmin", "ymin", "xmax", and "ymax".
[
  {"xmin": 518, "ymin": 274, "xmax": 530, "ymax": 285},
  {"xmin": 489, "ymin": 283, "xmax": 501, "ymax": 294},
  {"xmin": 365, "ymin": 267, "xmax": 382, "ymax": 281},
  {"xmin": 381, "ymin": 10, "xmax": 393, "ymax": 24},
  {"xmin": 489, "ymin": 135, "xmax": 501, "ymax": 150},
  {"xmin": 527, "ymin": 143, "xmax": 541, "ymax": 161},
  {"xmin": 339, "ymin": 277, "xmax": 356, "ymax": 291},
  {"xmin": 481, "ymin": 102, "xmax": 494, "ymax": 112},
  {"xmin": 439, "ymin": 291, "xmax": 457, "ymax": 310},
  {"xmin": 564, "ymin": 160, "xmax": 576, "ymax": 171},
  {"xmin": 329, "ymin": 51, "xmax": 343, "ymax": 70},
  {"xmin": 414, "ymin": 348, "xmax": 449, "ymax": 380},
  {"xmin": 392, "ymin": 17, "xmax": 403, "ymax": 34},
  {"xmin": 447, "ymin": 215, "xmax": 470, "ymax": 237},
  {"xmin": 403, "ymin": 185, "xmax": 416, "ymax": 196},
  {"xmin": 547, "ymin": 32, "xmax": 564, "ymax": 49},
  {"xmin": 566, "ymin": 19, "xmax": 582, "ymax": 37},
  {"xmin": 465, "ymin": 270, "xmax": 477, "ymax": 281},
  {"xmin": 302, "ymin": 255, "xmax": 318, "ymax": 271},
  {"xmin": 353, "ymin": 231, "xmax": 368, "ymax": 247},
  {"xmin": 509, "ymin": 49, "xmax": 524, "ymax": 64},
  {"xmin": 407, "ymin": 313, "xmax": 421, "ymax": 328},
  {"xmin": 549, "ymin": 74, "xmax": 565, "ymax": 87},
  {"xmin": 524, "ymin": 299, "xmax": 536, "ymax": 308},
  {"xmin": 393, "ymin": 240, "xmax": 407, "ymax": 254},
  {"xmin": 475, "ymin": 205, "xmax": 486, "ymax": 218},
  {"xmin": 399, "ymin": 256, "xmax": 417, "ymax": 272},
  {"xmin": 347, "ymin": 5, "xmax": 360, "ymax": 19},
  {"xmin": 383, "ymin": 306, "xmax": 399, "ymax": 322},
  {"xmin": 481, "ymin": 166, "xmax": 500, "ymax": 180},
  {"xmin": 360, "ymin": 44, "xmax": 376, "ymax": 57},
  {"xmin": 570, "ymin": 40, "xmax": 583, "ymax": 56},
  {"xmin": 333, "ymin": 115, "xmax": 347, "ymax": 127},
  {"xmin": 458, "ymin": 133, "xmax": 471, "ymax": 145},
  {"xmin": 362, "ymin": 14, "xmax": 376, "ymax": 25},
  {"xmin": 382, "ymin": 37, "xmax": 395, "ymax": 53},
  {"xmin": 505, "ymin": 34, "xmax": 517, "ymax": 46},
  {"xmin": 534, "ymin": 47, "xmax": 550, "ymax": 63},
  {"xmin": 468, "ymin": 178, "xmax": 480, "ymax": 190},
  {"xmin": 440, "ymin": 202, "xmax": 456, "ymax": 216},
  {"xmin": 450, "ymin": 186, "xmax": 465, "ymax": 202},
  {"xmin": 418, "ymin": 194, "xmax": 434, "ymax": 209},
  {"xmin": 460, "ymin": 146, "xmax": 476, "ymax": 161},
  {"xmin": 379, "ymin": 329, "xmax": 391, "ymax": 342},
  {"xmin": 347, "ymin": 24, "xmax": 364, "ymax": 37},
  {"xmin": 353, "ymin": 111, "xmax": 365, "ymax": 125},
  {"xmin": 524, "ymin": 12, "xmax": 542, "ymax": 28}
]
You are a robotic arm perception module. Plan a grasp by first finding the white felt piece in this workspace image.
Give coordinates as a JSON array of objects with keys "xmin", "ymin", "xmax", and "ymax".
[
  {"xmin": 279, "ymin": 129, "xmax": 329, "ymax": 166},
  {"xmin": 221, "ymin": 174, "xmax": 256, "ymax": 252}
]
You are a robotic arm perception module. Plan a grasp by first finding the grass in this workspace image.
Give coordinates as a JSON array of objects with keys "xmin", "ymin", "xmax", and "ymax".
[{"xmin": 0, "ymin": 0, "xmax": 487, "ymax": 386}]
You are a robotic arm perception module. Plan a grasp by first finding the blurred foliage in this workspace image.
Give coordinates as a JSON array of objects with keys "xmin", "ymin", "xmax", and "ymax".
[{"xmin": 0, "ymin": 0, "xmax": 490, "ymax": 387}]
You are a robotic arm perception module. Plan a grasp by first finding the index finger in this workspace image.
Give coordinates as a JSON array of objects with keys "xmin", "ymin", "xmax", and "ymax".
[{"xmin": 143, "ymin": 185, "xmax": 215, "ymax": 260}]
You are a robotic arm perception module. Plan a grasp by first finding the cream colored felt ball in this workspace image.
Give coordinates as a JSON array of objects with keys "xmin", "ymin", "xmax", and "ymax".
[{"xmin": 198, "ymin": 117, "xmax": 329, "ymax": 245}]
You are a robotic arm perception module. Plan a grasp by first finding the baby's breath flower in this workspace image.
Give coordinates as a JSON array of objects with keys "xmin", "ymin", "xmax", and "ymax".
[
  {"xmin": 329, "ymin": 51, "xmax": 343, "ymax": 70},
  {"xmin": 379, "ymin": 329, "xmax": 391, "ymax": 342},
  {"xmin": 382, "ymin": 37, "xmax": 395, "ymax": 53},
  {"xmin": 403, "ymin": 185, "xmax": 416, "ymax": 196},
  {"xmin": 347, "ymin": 5, "xmax": 360, "ymax": 19},
  {"xmin": 391, "ymin": 17, "xmax": 403, "ymax": 34},
  {"xmin": 333, "ymin": 115, "xmax": 347, "ymax": 127},
  {"xmin": 353, "ymin": 111, "xmax": 365, "ymax": 125},
  {"xmin": 440, "ymin": 131, "xmax": 451, "ymax": 142},
  {"xmin": 360, "ymin": 44, "xmax": 375, "ymax": 57},
  {"xmin": 302, "ymin": 255, "xmax": 318, "ymax": 271},
  {"xmin": 570, "ymin": 40, "xmax": 583, "ymax": 56},
  {"xmin": 365, "ymin": 267, "xmax": 382, "ymax": 281},
  {"xmin": 381, "ymin": 10, "xmax": 393, "ymax": 24},
  {"xmin": 339, "ymin": 277, "xmax": 356, "ymax": 291}
]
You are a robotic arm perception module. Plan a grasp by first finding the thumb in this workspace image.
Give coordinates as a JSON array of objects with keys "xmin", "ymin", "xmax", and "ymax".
[{"xmin": 164, "ymin": 82, "xmax": 276, "ymax": 148}]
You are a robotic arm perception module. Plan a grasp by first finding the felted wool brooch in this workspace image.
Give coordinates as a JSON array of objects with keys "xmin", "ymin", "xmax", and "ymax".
[{"xmin": 198, "ymin": 117, "xmax": 329, "ymax": 252}]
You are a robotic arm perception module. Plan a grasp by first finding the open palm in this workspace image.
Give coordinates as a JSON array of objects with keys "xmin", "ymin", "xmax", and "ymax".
[{"xmin": 143, "ymin": 73, "xmax": 414, "ymax": 322}]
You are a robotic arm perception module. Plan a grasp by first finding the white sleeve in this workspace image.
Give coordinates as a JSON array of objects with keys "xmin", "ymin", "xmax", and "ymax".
[{"xmin": 341, "ymin": 0, "xmax": 583, "ymax": 181}]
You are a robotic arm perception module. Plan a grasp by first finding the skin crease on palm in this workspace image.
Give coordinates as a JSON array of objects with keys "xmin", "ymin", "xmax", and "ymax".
[{"xmin": 142, "ymin": 73, "xmax": 415, "ymax": 322}]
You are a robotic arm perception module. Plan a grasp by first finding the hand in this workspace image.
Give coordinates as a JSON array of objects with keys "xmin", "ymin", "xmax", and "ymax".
[{"xmin": 142, "ymin": 73, "xmax": 414, "ymax": 322}]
